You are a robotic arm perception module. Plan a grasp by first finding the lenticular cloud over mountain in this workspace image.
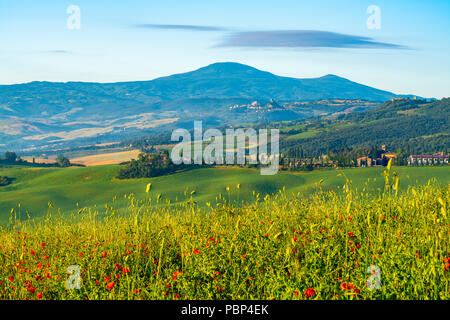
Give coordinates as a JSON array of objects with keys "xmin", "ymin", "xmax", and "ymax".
[{"xmin": 218, "ymin": 30, "xmax": 406, "ymax": 49}]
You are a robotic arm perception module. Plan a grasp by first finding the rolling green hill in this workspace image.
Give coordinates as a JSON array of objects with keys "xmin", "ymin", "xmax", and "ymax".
[
  {"xmin": 280, "ymin": 97, "xmax": 449, "ymax": 155},
  {"xmin": 0, "ymin": 164, "xmax": 448, "ymax": 224}
]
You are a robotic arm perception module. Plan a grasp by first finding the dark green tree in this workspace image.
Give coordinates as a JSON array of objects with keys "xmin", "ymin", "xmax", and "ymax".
[
  {"xmin": 4, "ymin": 151, "xmax": 17, "ymax": 163},
  {"xmin": 56, "ymin": 155, "xmax": 71, "ymax": 167}
]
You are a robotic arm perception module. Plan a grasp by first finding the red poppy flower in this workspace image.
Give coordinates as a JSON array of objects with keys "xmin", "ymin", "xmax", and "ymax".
[
  {"xmin": 305, "ymin": 288, "xmax": 316, "ymax": 298},
  {"xmin": 193, "ymin": 249, "xmax": 200, "ymax": 254},
  {"xmin": 340, "ymin": 282, "xmax": 359, "ymax": 295},
  {"xmin": 173, "ymin": 271, "xmax": 182, "ymax": 280},
  {"xmin": 106, "ymin": 282, "xmax": 115, "ymax": 290},
  {"xmin": 340, "ymin": 282, "xmax": 355, "ymax": 291},
  {"xmin": 122, "ymin": 268, "xmax": 130, "ymax": 274},
  {"xmin": 36, "ymin": 292, "xmax": 43, "ymax": 299}
]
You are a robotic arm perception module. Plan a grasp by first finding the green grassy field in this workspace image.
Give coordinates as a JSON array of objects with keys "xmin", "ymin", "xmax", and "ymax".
[
  {"xmin": 0, "ymin": 164, "xmax": 449, "ymax": 224},
  {"xmin": 0, "ymin": 164, "xmax": 448, "ymax": 300}
]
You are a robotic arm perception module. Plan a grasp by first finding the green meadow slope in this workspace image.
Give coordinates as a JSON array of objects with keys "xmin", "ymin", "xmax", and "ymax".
[{"xmin": 1, "ymin": 165, "xmax": 449, "ymax": 224}]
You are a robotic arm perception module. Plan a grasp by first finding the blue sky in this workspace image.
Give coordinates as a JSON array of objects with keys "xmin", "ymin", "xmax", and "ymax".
[{"xmin": 0, "ymin": 0, "xmax": 449, "ymax": 98}]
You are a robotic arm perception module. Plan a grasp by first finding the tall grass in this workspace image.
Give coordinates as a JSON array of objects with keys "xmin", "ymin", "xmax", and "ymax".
[{"xmin": 0, "ymin": 166, "xmax": 448, "ymax": 300}]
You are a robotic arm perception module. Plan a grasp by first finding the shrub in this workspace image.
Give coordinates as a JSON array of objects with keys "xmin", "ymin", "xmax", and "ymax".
[{"xmin": 0, "ymin": 176, "xmax": 11, "ymax": 186}]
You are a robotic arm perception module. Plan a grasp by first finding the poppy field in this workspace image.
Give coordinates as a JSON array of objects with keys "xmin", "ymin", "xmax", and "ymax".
[{"xmin": 0, "ymin": 165, "xmax": 449, "ymax": 300}]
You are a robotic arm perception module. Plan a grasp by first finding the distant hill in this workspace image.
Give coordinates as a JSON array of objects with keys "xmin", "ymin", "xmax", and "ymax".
[
  {"xmin": 279, "ymin": 98, "xmax": 450, "ymax": 155},
  {"xmin": 0, "ymin": 62, "xmax": 418, "ymax": 152},
  {"xmin": 123, "ymin": 62, "xmax": 401, "ymax": 101}
]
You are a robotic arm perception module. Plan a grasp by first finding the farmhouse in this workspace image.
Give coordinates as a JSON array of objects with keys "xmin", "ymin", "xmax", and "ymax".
[
  {"xmin": 356, "ymin": 156, "xmax": 373, "ymax": 167},
  {"xmin": 356, "ymin": 145, "xmax": 397, "ymax": 167}
]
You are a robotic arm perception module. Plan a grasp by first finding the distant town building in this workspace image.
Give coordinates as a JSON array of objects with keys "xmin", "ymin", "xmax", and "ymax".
[
  {"xmin": 356, "ymin": 145, "xmax": 397, "ymax": 167},
  {"xmin": 383, "ymin": 152, "xmax": 397, "ymax": 160},
  {"xmin": 408, "ymin": 154, "xmax": 449, "ymax": 166},
  {"xmin": 356, "ymin": 156, "xmax": 373, "ymax": 167}
]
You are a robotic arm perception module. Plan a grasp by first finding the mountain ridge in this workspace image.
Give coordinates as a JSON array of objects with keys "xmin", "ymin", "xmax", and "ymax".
[
  {"xmin": 1, "ymin": 62, "xmax": 409, "ymax": 99},
  {"xmin": 0, "ymin": 62, "xmax": 421, "ymax": 152}
]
